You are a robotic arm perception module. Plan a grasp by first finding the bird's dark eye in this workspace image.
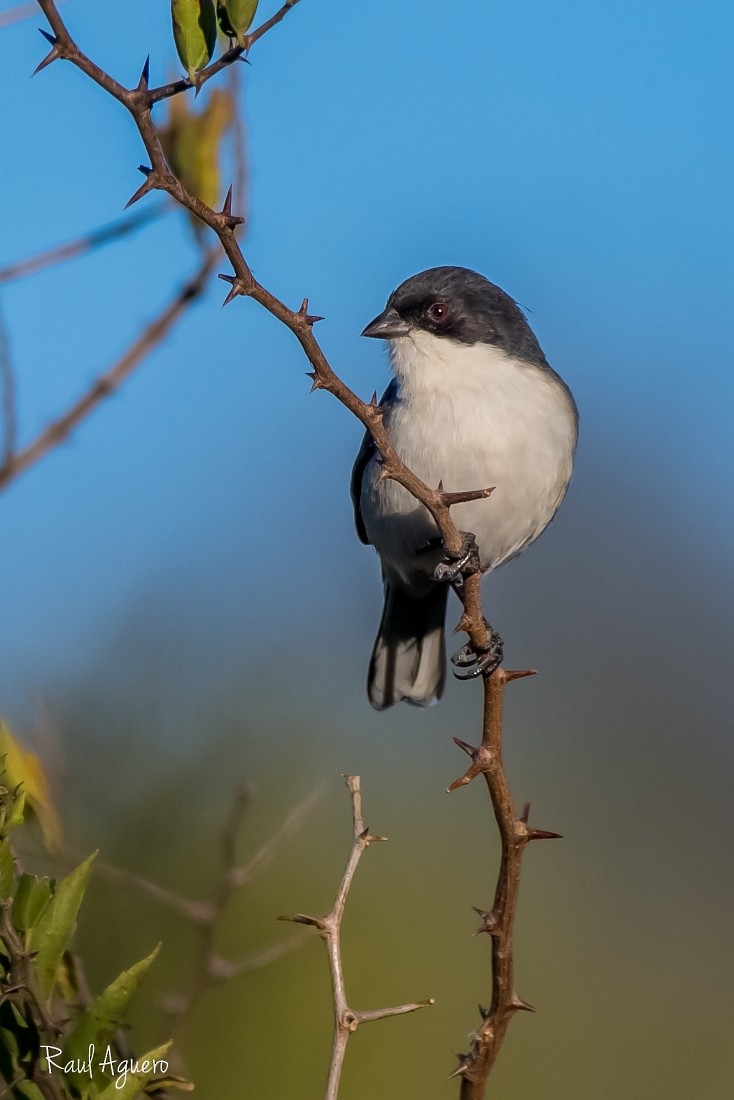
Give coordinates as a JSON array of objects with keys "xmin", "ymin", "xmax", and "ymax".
[{"xmin": 426, "ymin": 301, "xmax": 451, "ymax": 325}]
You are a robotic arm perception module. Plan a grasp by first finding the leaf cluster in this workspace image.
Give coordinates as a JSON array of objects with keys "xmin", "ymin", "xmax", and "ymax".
[{"xmin": 0, "ymin": 727, "xmax": 189, "ymax": 1100}]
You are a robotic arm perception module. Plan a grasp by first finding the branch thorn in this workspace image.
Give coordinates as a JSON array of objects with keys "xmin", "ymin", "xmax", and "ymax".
[
  {"xmin": 306, "ymin": 371, "xmax": 324, "ymax": 393},
  {"xmin": 124, "ymin": 167, "xmax": 157, "ymax": 209},
  {"xmin": 218, "ymin": 185, "xmax": 245, "ymax": 228},
  {"xmin": 218, "ymin": 275, "xmax": 244, "ymax": 307},
  {"xmin": 508, "ymin": 992, "xmax": 536, "ymax": 1013},
  {"xmin": 526, "ymin": 827, "xmax": 563, "ymax": 842},
  {"xmin": 503, "ymin": 668, "xmax": 538, "ymax": 684},
  {"xmin": 472, "ymin": 906, "xmax": 500, "ymax": 936},
  {"xmin": 453, "ymin": 736, "xmax": 479, "ymax": 760},
  {"xmin": 449, "ymin": 1054, "xmax": 472, "ymax": 1080},
  {"xmin": 137, "ymin": 56, "xmax": 150, "ymax": 92},
  {"xmin": 297, "ymin": 297, "xmax": 324, "ymax": 326},
  {"xmin": 33, "ymin": 30, "xmax": 61, "ymax": 76},
  {"xmin": 276, "ymin": 912, "xmax": 325, "ymax": 930}
]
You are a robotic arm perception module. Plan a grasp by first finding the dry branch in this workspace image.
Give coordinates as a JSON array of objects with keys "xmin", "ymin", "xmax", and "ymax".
[{"xmin": 279, "ymin": 776, "xmax": 434, "ymax": 1099}]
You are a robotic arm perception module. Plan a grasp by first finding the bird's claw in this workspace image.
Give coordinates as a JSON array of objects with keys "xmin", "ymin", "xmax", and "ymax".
[
  {"xmin": 432, "ymin": 531, "xmax": 481, "ymax": 588},
  {"xmin": 451, "ymin": 626, "xmax": 503, "ymax": 680}
]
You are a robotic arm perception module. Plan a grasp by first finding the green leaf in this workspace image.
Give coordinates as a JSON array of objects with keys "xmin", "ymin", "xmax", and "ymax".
[
  {"xmin": 12, "ymin": 873, "xmax": 53, "ymax": 932},
  {"xmin": 29, "ymin": 852, "xmax": 96, "ymax": 1001},
  {"xmin": 0, "ymin": 838, "xmax": 14, "ymax": 897},
  {"xmin": 98, "ymin": 1042, "xmax": 173, "ymax": 1099},
  {"xmin": 217, "ymin": 0, "xmax": 258, "ymax": 43},
  {"xmin": 171, "ymin": 0, "xmax": 217, "ymax": 84},
  {"xmin": 65, "ymin": 945, "xmax": 161, "ymax": 1089}
]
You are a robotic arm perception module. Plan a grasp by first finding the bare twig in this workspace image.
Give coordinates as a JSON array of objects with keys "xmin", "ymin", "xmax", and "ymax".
[
  {"xmin": 0, "ymin": 206, "xmax": 165, "ymax": 285},
  {"xmin": 0, "ymin": 296, "xmax": 17, "ymax": 463},
  {"xmin": 279, "ymin": 776, "xmax": 434, "ymax": 1099},
  {"xmin": 0, "ymin": 246, "xmax": 217, "ymax": 492}
]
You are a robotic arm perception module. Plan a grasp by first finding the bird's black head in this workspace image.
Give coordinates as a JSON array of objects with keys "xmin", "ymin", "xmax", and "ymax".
[{"xmin": 362, "ymin": 266, "xmax": 548, "ymax": 366}]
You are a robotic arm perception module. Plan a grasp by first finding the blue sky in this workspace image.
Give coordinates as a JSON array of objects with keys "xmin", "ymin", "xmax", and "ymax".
[{"xmin": 1, "ymin": 0, "xmax": 732, "ymax": 714}]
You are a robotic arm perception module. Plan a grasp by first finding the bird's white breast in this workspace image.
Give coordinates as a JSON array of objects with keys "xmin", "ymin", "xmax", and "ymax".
[{"xmin": 361, "ymin": 331, "xmax": 577, "ymax": 589}]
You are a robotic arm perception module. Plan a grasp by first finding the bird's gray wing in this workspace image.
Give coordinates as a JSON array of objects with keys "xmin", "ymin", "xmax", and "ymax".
[{"xmin": 350, "ymin": 379, "xmax": 397, "ymax": 546}]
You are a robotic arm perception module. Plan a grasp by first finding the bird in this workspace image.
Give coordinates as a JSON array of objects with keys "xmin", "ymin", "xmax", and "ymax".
[{"xmin": 351, "ymin": 266, "xmax": 578, "ymax": 710}]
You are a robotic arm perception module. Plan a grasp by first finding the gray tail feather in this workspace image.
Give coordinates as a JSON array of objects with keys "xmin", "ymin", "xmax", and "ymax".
[{"xmin": 368, "ymin": 583, "xmax": 448, "ymax": 710}]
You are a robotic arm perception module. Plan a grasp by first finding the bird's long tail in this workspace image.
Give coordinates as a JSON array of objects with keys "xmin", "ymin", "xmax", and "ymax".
[{"xmin": 368, "ymin": 583, "xmax": 448, "ymax": 710}]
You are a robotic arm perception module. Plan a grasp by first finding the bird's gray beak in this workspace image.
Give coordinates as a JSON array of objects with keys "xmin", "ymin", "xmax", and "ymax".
[{"xmin": 361, "ymin": 307, "xmax": 411, "ymax": 340}]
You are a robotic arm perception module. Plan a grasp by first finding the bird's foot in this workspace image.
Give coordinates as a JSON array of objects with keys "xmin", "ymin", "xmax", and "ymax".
[
  {"xmin": 451, "ymin": 622, "xmax": 504, "ymax": 680},
  {"xmin": 432, "ymin": 531, "xmax": 481, "ymax": 588}
]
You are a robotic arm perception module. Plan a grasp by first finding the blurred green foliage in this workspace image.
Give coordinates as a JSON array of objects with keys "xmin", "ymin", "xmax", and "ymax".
[{"xmin": 0, "ymin": 729, "xmax": 189, "ymax": 1099}]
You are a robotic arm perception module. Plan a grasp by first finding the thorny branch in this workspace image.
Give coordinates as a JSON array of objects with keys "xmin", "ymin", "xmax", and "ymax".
[
  {"xmin": 279, "ymin": 776, "xmax": 434, "ymax": 1100},
  {"xmin": 31, "ymin": 4, "xmax": 563, "ymax": 1096}
]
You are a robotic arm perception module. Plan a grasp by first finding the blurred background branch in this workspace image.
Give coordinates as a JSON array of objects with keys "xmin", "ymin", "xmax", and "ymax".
[{"xmin": 0, "ymin": 246, "xmax": 218, "ymax": 493}]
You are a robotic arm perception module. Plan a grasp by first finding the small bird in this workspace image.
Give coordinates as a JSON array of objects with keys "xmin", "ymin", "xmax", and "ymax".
[{"xmin": 351, "ymin": 266, "xmax": 578, "ymax": 710}]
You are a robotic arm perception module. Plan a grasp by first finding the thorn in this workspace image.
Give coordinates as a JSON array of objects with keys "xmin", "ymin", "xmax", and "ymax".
[
  {"xmin": 452, "ymin": 612, "xmax": 473, "ymax": 636},
  {"xmin": 218, "ymin": 273, "xmax": 246, "ymax": 306},
  {"xmin": 520, "ymin": 802, "xmax": 531, "ymax": 824},
  {"xmin": 33, "ymin": 31, "xmax": 61, "ymax": 76},
  {"xmin": 275, "ymin": 912, "xmax": 325, "ymax": 930},
  {"xmin": 449, "ymin": 1054, "xmax": 472, "ymax": 1080},
  {"xmin": 32, "ymin": 47, "xmax": 60, "ymax": 76},
  {"xmin": 508, "ymin": 992, "xmax": 536, "ymax": 1013},
  {"xmin": 137, "ymin": 55, "xmax": 150, "ymax": 91},
  {"xmin": 502, "ymin": 668, "xmax": 538, "ymax": 684},
  {"xmin": 297, "ymin": 297, "xmax": 324, "ymax": 326},
  {"xmin": 306, "ymin": 371, "xmax": 324, "ymax": 393},
  {"xmin": 370, "ymin": 390, "xmax": 379, "ymax": 406},
  {"xmin": 218, "ymin": 185, "xmax": 245, "ymax": 228},
  {"xmin": 472, "ymin": 906, "xmax": 499, "ymax": 936},
  {"xmin": 124, "ymin": 168, "xmax": 157, "ymax": 209},
  {"xmin": 453, "ymin": 736, "xmax": 478, "ymax": 760},
  {"xmin": 526, "ymin": 828, "xmax": 563, "ymax": 842},
  {"xmin": 478, "ymin": 1004, "xmax": 490, "ymax": 1020},
  {"xmin": 437, "ymin": 478, "xmax": 444, "ymax": 492}
]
